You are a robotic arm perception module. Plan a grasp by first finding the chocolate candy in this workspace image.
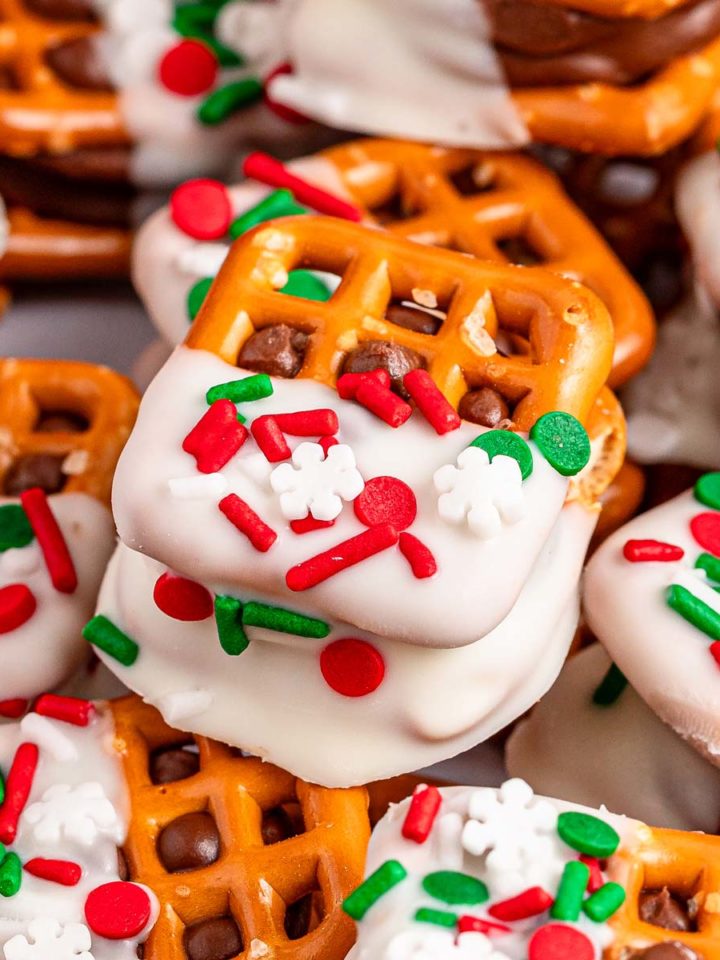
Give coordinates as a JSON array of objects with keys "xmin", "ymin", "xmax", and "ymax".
[
  {"xmin": 458, "ymin": 387, "xmax": 510, "ymax": 428},
  {"xmin": 183, "ymin": 916, "xmax": 243, "ymax": 960},
  {"xmin": 386, "ymin": 302, "xmax": 443, "ymax": 336},
  {"xmin": 45, "ymin": 36, "xmax": 113, "ymax": 91},
  {"xmin": 4, "ymin": 455, "xmax": 66, "ymax": 496},
  {"xmin": 238, "ymin": 325, "xmax": 308, "ymax": 379},
  {"xmin": 149, "ymin": 746, "xmax": 200, "ymax": 785},
  {"xmin": 35, "ymin": 410, "xmax": 88, "ymax": 433},
  {"xmin": 157, "ymin": 812, "xmax": 220, "ymax": 873},
  {"xmin": 284, "ymin": 893, "xmax": 313, "ymax": 940},
  {"xmin": 639, "ymin": 888, "xmax": 694, "ymax": 932},
  {"xmin": 261, "ymin": 806, "xmax": 297, "ymax": 846},
  {"xmin": 23, "ymin": 0, "xmax": 97, "ymax": 20},
  {"xmin": 635, "ymin": 944, "xmax": 702, "ymax": 960},
  {"xmin": 342, "ymin": 340, "xmax": 425, "ymax": 398}
]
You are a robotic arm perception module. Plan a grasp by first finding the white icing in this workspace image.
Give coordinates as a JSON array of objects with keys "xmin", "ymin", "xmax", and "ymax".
[
  {"xmin": 0, "ymin": 494, "xmax": 115, "ymax": 702},
  {"xmin": 506, "ymin": 644, "xmax": 720, "ymax": 833},
  {"xmin": 676, "ymin": 151, "xmax": 720, "ymax": 308},
  {"xmin": 584, "ymin": 489, "xmax": 720, "ymax": 764}
]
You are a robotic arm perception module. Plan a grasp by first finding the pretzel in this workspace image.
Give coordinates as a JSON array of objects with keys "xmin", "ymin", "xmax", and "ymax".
[
  {"xmin": 0, "ymin": 358, "xmax": 138, "ymax": 503},
  {"xmin": 323, "ymin": 140, "xmax": 655, "ymax": 387},
  {"xmin": 110, "ymin": 694, "xmax": 369, "ymax": 960},
  {"xmin": 532, "ymin": 0, "xmax": 697, "ymax": 16}
]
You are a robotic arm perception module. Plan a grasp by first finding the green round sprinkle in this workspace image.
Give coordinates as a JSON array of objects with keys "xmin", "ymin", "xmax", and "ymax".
[
  {"xmin": 557, "ymin": 811, "xmax": 620, "ymax": 858},
  {"xmin": 696, "ymin": 552, "xmax": 720, "ymax": 584},
  {"xmin": 695, "ymin": 473, "xmax": 720, "ymax": 511},
  {"xmin": 582, "ymin": 881, "xmax": 626, "ymax": 922},
  {"xmin": 214, "ymin": 596, "xmax": 249, "ymax": 656},
  {"xmin": 206, "ymin": 374, "xmax": 273, "ymax": 406},
  {"xmin": 197, "ymin": 78, "xmax": 263, "ymax": 126},
  {"xmin": 343, "ymin": 860, "xmax": 407, "ymax": 920},
  {"xmin": 414, "ymin": 908, "xmax": 458, "ymax": 928},
  {"xmin": 530, "ymin": 411, "xmax": 591, "ymax": 477},
  {"xmin": 667, "ymin": 583, "xmax": 720, "ymax": 640},
  {"xmin": 469, "ymin": 430, "xmax": 533, "ymax": 480},
  {"xmin": 230, "ymin": 189, "xmax": 307, "ymax": 239},
  {"xmin": 421, "ymin": 871, "xmax": 489, "ymax": 906},
  {"xmin": 0, "ymin": 504, "xmax": 34, "ymax": 553},
  {"xmin": 281, "ymin": 270, "xmax": 332, "ymax": 303},
  {"xmin": 0, "ymin": 852, "xmax": 21, "ymax": 897},
  {"xmin": 187, "ymin": 277, "xmax": 214, "ymax": 322},
  {"xmin": 592, "ymin": 662, "xmax": 628, "ymax": 707},
  {"xmin": 550, "ymin": 860, "xmax": 589, "ymax": 921},
  {"xmin": 83, "ymin": 616, "xmax": 139, "ymax": 667}
]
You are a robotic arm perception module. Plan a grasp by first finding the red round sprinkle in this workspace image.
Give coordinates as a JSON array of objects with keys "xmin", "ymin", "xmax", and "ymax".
[
  {"xmin": 153, "ymin": 574, "xmax": 213, "ymax": 621},
  {"xmin": 354, "ymin": 476, "xmax": 417, "ymax": 530},
  {"xmin": 0, "ymin": 699, "xmax": 27, "ymax": 719},
  {"xmin": 690, "ymin": 512, "xmax": 720, "ymax": 557},
  {"xmin": 528, "ymin": 924, "xmax": 594, "ymax": 960},
  {"xmin": 0, "ymin": 584, "xmax": 36, "ymax": 634},
  {"xmin": 264, "ymin": 62, "xmax": 311, "ymax": 124},
  {"xmin": 320, "ymin": 638, "xmax": 385, "ymax": 697},
  {"xmin": 170, "ymin": 179, "xmax": 232, "ymax": 241},
  {"xmin": 158, "ymin": 39, "xmax": 218, "ymax": 97},
  {"xmin": 85, "ymin": 881, "xmax": 152, "ymax": 940}
]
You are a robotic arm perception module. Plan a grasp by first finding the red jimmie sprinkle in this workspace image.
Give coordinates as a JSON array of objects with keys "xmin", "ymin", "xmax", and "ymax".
[
  {"xmin": 402, "ymin": 785, "xmax": 442, "ymax": 844},
  {"xmin": 403, "ymin": 369, "xmax": 461, "ymax": 435},
  {"xmin": 528, "ymin": 924, "xmax": 594, "ymax": 960},
  {"xmin": 243, "ymin": 152, "xmax": 363, "ymax": 222},
  {"xmin": 623, "ymin": 539, "xmax": 685, "ymax": 562},
  {"xmin": 354, "ymin": 476, "xmax": 417, "ymax": 530},
  {"xmin": 25, "ymin": 858, "xmax": 82, "ymax": 886},
  {"xmin": 318, "ymin": 436, "xmax": 338, "ymax": 455},
  {"xmin": 710, "ymin": 641, "xmax": 720, "ymax": 668},
  {"xmin": 170, "ymin": 178, "xmax": 232, "ymax": 241},
  {"xmin": 457, "ymin": 915, "xmax": 511, "ymax": 936},
  {"xmin": 85, "ymin": 881, "xmax": 152, "ymax": 940},
  {"xmin": 153, "ymin": 573, "xmax": 214, "ymax": 622},
  {"xmin": 0, "ymin": 742, "xmax": 39, "ymax": 843},
  {"xmin": 320, "ymin": 638, "xmax": 385, "ymax": 697},
  {"xmin": 287, "ymin": 523, "xmax": 399, "ymax": 591},
  {"xmin": 274, "ymin": 409, "xmax": 339, "ymax": 436},
  {"xmin": 690, "ymin": 512, "xmax": 720, "ymax": 557},
  {"xmin": 355, "ymin": 379, "xmax": 412, "ymax": 428},
  {"xmin": 399, "ymin": 533, "xmax": 437, "ymax": 580},
  {"xmin": 290, "ymin": 516, "xmax": 335, "ymax": 535},
  {"xmin": 579, "ymin": 855, "xmax": 604, "ymax": 894},
  {"xmin": 35, "ymin": 694, "xmax": 94, "ymax": 727},
  {"xmin": 0, "ymin": 699, "xmax": 27, "ymax": 719},
  {"xmin": 21, "ymin": 488, "xmax": 77, "ymax": 594},
  {"xmin": 158, "ymin": 39, "xmax": 218, "ymax": 97},
  {"xmin": 263, "ymin": 62, "xmax": 310, "ymax": 124},
  {"xmin": 488, "ymin": 886, "xmax": 553, "ymax": 922},
  {"xmin": 0, "ymin": 583, "xmax": 37, "ymax": 633},
  {"xmin": 219, "ymin": 494, "xmax": 277, "ymax": 552},
  {"xmin": 336, "ymin": 369, "xmax": 391, "ymax": 400},
  {"xmin": 251, "ymin": 416, "xmax": 291, "ymax": 462},
  {"xmin": 183, "ymin": 399, "xmax": 248, "ymax": 473}
]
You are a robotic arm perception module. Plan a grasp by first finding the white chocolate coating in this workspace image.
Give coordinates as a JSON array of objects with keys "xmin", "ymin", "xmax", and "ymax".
[
  {"xmin": 506, "ymin": 644, "xmax": 720, "ymax": 833},
  {"xmin": 584, "ymin": 489, "xmax": 720, "ymax": 765},
  {"xmin": 676, "ymin": 150, "xmax": 720, "ymax": 308}
]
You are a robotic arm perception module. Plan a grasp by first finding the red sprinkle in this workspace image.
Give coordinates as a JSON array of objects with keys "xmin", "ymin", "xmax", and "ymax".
[
  {"xmin": 690, "ymin": 512, "xmax": 720, "ymax": 557},
  {"xmin": 623, "ymin": 539, "xmax": 685, "ymax": 562},
  {"xmin": 489, "ymin": 887, "xmax": 553, "ymax": 922},
  {"xmin": 274, "ymin": 409, "xmax": 339, "ymax": 436},
  {"xmin": 403, "ymin": 369, "xmax": 461, "ymax": 435},
  {"xmin": 0, "ymin": 743, "xmax": 39, "ymax": 843},
  {"xmin": 528, "ymin": 924, "xmax": 594, "ymax": 960},
  {"xmin": 320, "ymin": 638, "xmax": 385, "ymax": 697},
  {"xmin": 263, "ymin": 62, "xmax": 311, "ymax": 124},
  {"xmin": 183, "ymin": 400, "xmax": 248, "ymax": 473},
  {"xmin": 402, "ymin": 785, "xmax": 442, "ymax": 843},
  {"xmin": 336, "ymin": 369, "xmax": 391, "ymax": 400},
  {"xmin": 0, "ymin": 699, "xmax": 27, "ymax": 719},
  {"xmin": 290, "ymin": 516, "xmax": 335, "ymax": 535},
  {"xmin": 355, "ymin": 378, "xmax": 412, "ymax": 428},
  {"xmin": 0, "ymin": 584, "xmax": 37, "ymax": 633},
  {"xmin": 354, "ymin": 476, "xmax": 417, "ymax": 530},
  {"xmin": 457, "ymin": 915, "xmax": 511, "ymax": 936},
  {"xmin": 319, "ymin": 436, "xmax": 338, "ymax": 455},
  {"xmin": 251, "ymin": 415, "xmax": 291, "ymax": 462},
  {"xmin": 85, "ymin": 881, "xmax": 152, "ymax": 940},
  {"xmin": 35, "ymin": 694, "xmax": 94, "ymax": 727},
  {"xmin": 399, "ymin": 533, "xmax": 437, "ymax": 579},
  {"xmin": 219, "ymin": 494, "xmax": 277, "ymax": 552},
  {"xmin": 710, "ymin": 641, "xmax": 720, "ymax": 668},
  {"xmin": 153, "ymin": 573, "xmax": 213, "ymax": 622},
  {"xmin": 287, "ymin": 523, "xmax": 399, "ymax": 591},
  {"xmin": 158, "ymin": 39, "xmax": 218, "ymax": 97},
  {"xmin": 21, "ymin": 488, "xmax": 77, "ymax": 594},
  {"xmin": 170, "ymin": 178, "xmax": 232, "ymax": 241},
  {"xmin": 243, "ymin": 152, "xmax": 363, "ymax": 222},
  {"xmin": 579, "ymin": 855, "xmax": 604, "ymax": 894},
  {"xmin": 25, "ymin": 858, "xmax": 82, "ymax": 886}
]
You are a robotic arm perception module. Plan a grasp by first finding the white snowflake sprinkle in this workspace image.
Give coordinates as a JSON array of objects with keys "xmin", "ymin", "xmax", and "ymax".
[
  {"xmin": 433, "ymin": 448, "xmax": 525, "ymax": 539},
  {"xmin": 4, "ymin": 918, "xmax": 94, "ymax": 960},
  {"xmin": 23, "ymin": 782, "xmax": 123, "ymax": 847},
  {"xmin": 270, "ymin": 442, "xmax": 364, "ymax": 521}
]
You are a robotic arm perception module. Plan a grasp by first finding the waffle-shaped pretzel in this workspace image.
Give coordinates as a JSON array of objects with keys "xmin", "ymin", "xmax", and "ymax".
[
  {"xmin": 0, "ymin": 0, "xmax": 125, "ymax": 155},
  {"xmin": 187, "ymin": 215, "xmax": 614, "ymax": 432},
  {"xmin": 324, "ymin": 140, "xmax": 654, "ymax": 387},
  {"xmin": 539, "ymin": 0, "xmax": 695, "ymax": 16},
  {"xmin": 110, "ymin": 695, "xmax": 369, "ymax": 960},
  {"xmin": 0, "ymin": 358, "xmax": 138, "ymax": 503}
]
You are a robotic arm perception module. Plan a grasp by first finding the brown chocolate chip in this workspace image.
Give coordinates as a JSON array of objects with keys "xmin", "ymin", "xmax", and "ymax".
[
  {"xmin": 150, "ymin": 746, "xmax": 200, "ymax": 785},
  {"xmin": 23, "ymin": 0, "xmax": 97, "ymax": 19},
  {"xmin": 284, "ymin": 894, "xmax": 313, "ymax": 940},
  {"xmin": 35, "ymin": 410, "xmax": 89, "ymax": 433},
  {"xmin": 639, "ymin": 888, "xmax": 694, "ymax": 932},
  {"xmin": 45, "ymin": 37, "xmax": 113, "ymax": 92},
  {"xmin": 183, "ymin": 917, "xmax": 243, "ymax": 960},
  {"xmin": 634, "ymin": 944, "xmax": 702, "ymax": 960},
  {"xmin": 238, "ymin": 325, "xmax": 308, "ymax": 379},
  {"xmin": 117, "ymin": 847, "xmax": 129, "ymax": 881},
  {"xmin": 342, "ymin": 340, "xmax": 425, "ymax": 398},
  {"xmin": 261, "ymin": 807, "xmax": 296, "ymax": 846},
  {"xmin": 4, "ymin": 455, "xmax": 66, "ymax": 496},
  {"xmin": 157, "ymin": 812, "xmax": 220, "ymax": 873},
  {"xmin": 458, "ymin": 387, "xmax": 510, "ymax": 428},
  {"xmin": 386, "ymin": 302, "xmax": 442, "ymax": 336}
]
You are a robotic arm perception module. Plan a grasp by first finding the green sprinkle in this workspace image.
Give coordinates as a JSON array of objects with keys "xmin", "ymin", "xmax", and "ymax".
[
  {"xmin": 557, "ymin": 811, "xmax": 620, "ymax": 858},
  {"xmin": 206, "ymin": 374, "xmax": 273, "ymax": 405},
  {"xmin": 187, "ymin": 277, "xmax": 214, "ymax": 321},
  {"xmin": 172, "ymin": 7, "xmax": 243, "ymax": 66},
  {"xmin": 414, "ymin": 907, "xmax": 458, "ymax": 928},
  {"xmin": 0, "ymin": 504, "xmax": 34, "ymax": 553},
  {"xmin": 696, "ymin": 552, "xmax": 720, "ymax": 584},
  {"xmin": 421, "ymin": 871, "xmax": 488, "ymax": 906},
  {"xmin": 592, "ymin": 662, "xmax": 628, "ymax": 706},
  {"xmin": 0, "ymin": 853, "xmax": 22, "ymax": 897},
  {"xmin": 530, "ymin": 411, "xmax": 591, "ymax": 477},
  {"xmin": 582, "ymin": 881, "xmax": 626, "ymax": 922},
  {"xmin": 215, "ymin": 595, "xmax": 249, "ymax": 655},
  {"xmin": 550, "ymin": 860, "xmax": 589, "ymax": 921},
  {"xmin": 666, "ymin": 583, "xmax": 720, "ymax": 640},
  {"xmin": 470, "ymin": 430, "xmax": 533, "ymax": 480},
  {"xmin": 281, "ymin": 270, "xmax": 332, "ymax": 302},
  {"xmin": 343, "ymin": 860, "xmax": 407, "ymax": 920},
  {"xmin": 229, "ymin": 189, "xmax": 307, "ymax": 238},
  {"xmin": 197, "ymin": 78, "xmax": 263, "ymax": 126},
  {"xmin": 0, "ymin": 769, "xmax": 4, "ymax": 805},
  {"xmin": 241, "ymin": 601, "xmax": 330, "ymax": 639},
  {"xmin": 695, "ymin": 472, "xmax": 720, "ymax": 511},
  {"xmin": 83, "ymin": 616, "xmax": 139, "ymax": 667}
]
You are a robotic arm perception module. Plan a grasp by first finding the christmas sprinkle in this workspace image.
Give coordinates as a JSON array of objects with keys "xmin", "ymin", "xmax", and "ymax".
[
  {"xmin": 530, "ymin": 411, "xmax": 591, "ymax": 476},
  {"xmin": 414, "ymin": 907, "xmax": 457, "ymax": 928},
  {"xmin": 153, "ymin": 573, "xmax": 214, "ymax": 622},
  {"xmin": 187, "ymin": 276, "xmax": 213, "ymax": 321},
  {"xmin": 241, "ymin": 600, "xmax": 329, "ymax": 638},
  {"xmin": 0, "ymin": 504, "xmax": 34, "ymax": 552},
  {"xmin": 355, "ymin": 377, "xmax": 412, "ymax": 427},
  {"xmin": 287, "ymin": 523, "xmax": 400, "ymax": 591},
  {"xmin": 402, "ymin": 785, "xmax": 442, "ymax": 844},
  {"xmin": 230, "ymin": 189, "xmax": 307, "ymax": 238},
  {"xmin": 690, "ymin": 512, "xmax": 720, "ymax": 557},
  {"xmin": 0, "ymin": 742, "xmax": 39, "ymax": 843},
  {"xmin": 85, "ymin": 881, "xmax": 152, "ymax": 940},
  {"xmin": 197, "ymin": 77, "xmax": 263, "ymax": 125},
  {"xmin": 667, "ymin": 583, "xmax": 720, "ymax": 640},
  {"xmin": 219, "ymin": 494, "xmax": 277, "ymax": 553},
  {"xmin": 489, "ymin": 887, "xmax": 553, "ymax": 921},
  {"xmin": 0, "ymin": 851, "xmax": 22, "ymax": 897},
  {"xmin": 342, "ymin": 860, "xmax": 408, "ymax": 920},
  {"xmin": 282, "ymin": 270, "xmax": 332, "ymax": 302},
  {"xmin": 0, "ymin": 584, "xmax": 37, "ymax": 634},
  {"xmin": 214, "ymin": 595, "xmax": 249, "ymax": 655},
  {"xmin": 550, "ymin": 860, "xmax": 589, "ymax": 921},
  {"xmin": 83, "ymin": 616, "xmax": 139, "ymax": 667},
  {"xmin": 243, "ymin": 152, "xmax": 363, "ymax": 222},
  {"xmin": 695, "ymin": 472, "xmax": 720, "ymax": 511},
  {"xmin": 206, "ymin": 374, "xmax": 273, "ymax": 406},
  {"xmin": 403, "ymin": 370, "xmax": 461, "ymax": 435},
  {"xmin": 24, "ymin": 858, "xmax": 82, "ymax": 886},
  {"xmin": 21, "ymin": 488, "xmax": 77, "ymax": 594},
  {"xmin": 623, "ymin": 539, "xmax": 684, "ymax": 562},
  {"xmin": 470, "ymin": 430, "xmax": 533, "ymax": 479},
  {"xmin": 34, "ymin": 694, "xmax": 94, "ymax": 727},
  {"xmin": 592, "ymin": 663, "xmax": 628, "ymax": 706},
  {"xmin": 182, "ymin": 399, "xmax": 248, "ymax": 473},
  {"xmin": 557, "ymin": 811, "xmax": 620, "ymax": 857},
  {"xmin": 422, "ymin": 871, "xmax": 488, "ymax": 906},
  {"xmin": 398, "ymin": 532, "xmax": 437, "ymax": 579},
  {"xmin": 582, "ymin": 881, "xmax": 626, "ymax": 922},
  {"xmin": 320, "ymin": 638, "xmax": 385, "ymax": 697},
  {"xmin": 171, "ymin": 179, "xmax": 232, "ymax": 241}
]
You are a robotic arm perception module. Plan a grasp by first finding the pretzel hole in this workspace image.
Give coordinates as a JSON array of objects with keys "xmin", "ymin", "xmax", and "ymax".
[
  {"xmin": 262, "ymin": 802, "xmax": 303, "ymax": 845},
  {"xmin": 449, "ymin": 161, "xmax": 496, "ymax": 196},
  {"xmin": 496, "ymin": 234, "xmax": 544, "ymax": 267},
  {"xmin": 385, "ymin": 296, "xmax": 446, "ymax": 336},
  {"xmin": 367, "ymin": 177, "xmax": 423, "ymax": 225},
  {"xmin": 149, "ymin": 741, "xmax": 200, "ymax": 785},
  {"xmin": 182, "ymin": 914, "xmax": 244, "ymax": 960},
  {"xmin": 237, "ymin": 324, "xmax": 309, "ymax": 379},
  {"xmin": 2, "ymin": 454, "xmax": 69, "ymax": 496},
  {"xmin": 284, "ymin": 883, "xmax": 325, "ymax": 941},
  {"xmin": 639, "ymin": 872, "xmax": 702, "ymax": 933},
  {"xmin": 0, "ymin": 65, "xmax": 20, "ymax": 91},
  {"xmin": 34, "ymin": 408, "xmax": 90, "ymax": 433}
]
